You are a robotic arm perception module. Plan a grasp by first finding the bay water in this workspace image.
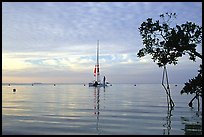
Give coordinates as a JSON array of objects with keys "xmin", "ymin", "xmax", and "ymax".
[{"xmin": 2, "ymin": 84, "xmax": 202, "ymax": 135}]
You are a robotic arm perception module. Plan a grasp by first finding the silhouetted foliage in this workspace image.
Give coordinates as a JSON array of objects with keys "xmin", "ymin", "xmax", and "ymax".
[
  {"xmin": 137, "ymin": 12, "xmax": 202, "ymax": 67},
  {"xmin": 181, "ymin": 65, "xmax": 202, "ymax": 96},
  {"xmin": 137, "ymin": 12, "xmax": 202, "ymax": 107}
]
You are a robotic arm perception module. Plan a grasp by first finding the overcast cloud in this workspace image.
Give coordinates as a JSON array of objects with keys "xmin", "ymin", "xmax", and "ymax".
[{"xmin": 2, "ymin": 2, "xmax": 202, "ymax": 84}]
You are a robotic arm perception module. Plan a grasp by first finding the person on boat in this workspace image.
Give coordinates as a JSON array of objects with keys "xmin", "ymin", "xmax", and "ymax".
[
  {"xmin": 103, "ymin": 76, "xmax": 106, "ymax": 85},
  {"xmin": 93, "ymin": 81, "xmax": 98, "ymax": 87}
]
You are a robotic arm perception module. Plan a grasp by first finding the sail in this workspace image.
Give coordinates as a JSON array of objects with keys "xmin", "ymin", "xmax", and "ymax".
[
  {"xmin": 96, "ymin": 40, "xmax": 100, "ymax": 82},
  {"xmin": 94, "ymin": 65, "xmax": 99, "ymax": 76},
  {"xmin": 89, "ymin": 40, "xmax": 110, "ymax": 87},
  {"xmin": 94, "ymin": 67, "xmax": 96, "ymax": 76}
]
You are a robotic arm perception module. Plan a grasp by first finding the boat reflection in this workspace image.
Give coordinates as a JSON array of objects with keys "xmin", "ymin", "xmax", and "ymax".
[{"xmin": 93, "ymin": 87, "xmax": 106, "ymax": 135}]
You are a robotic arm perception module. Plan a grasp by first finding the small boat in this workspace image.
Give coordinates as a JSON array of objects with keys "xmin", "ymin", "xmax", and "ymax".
[{"xmin": 89, "ymin": 40, "xmax": 110, "ymax": 87}]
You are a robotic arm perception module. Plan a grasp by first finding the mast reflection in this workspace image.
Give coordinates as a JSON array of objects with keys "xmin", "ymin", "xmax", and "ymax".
[{"xmin": 93, "ymin": 87, "xmax": 106, "ymax": 135}]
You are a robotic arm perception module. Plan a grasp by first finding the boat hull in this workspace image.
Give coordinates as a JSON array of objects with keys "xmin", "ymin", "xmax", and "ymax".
[{"xmin": 88, "ymin": 83, "xmax": 107, "ymax": 87}]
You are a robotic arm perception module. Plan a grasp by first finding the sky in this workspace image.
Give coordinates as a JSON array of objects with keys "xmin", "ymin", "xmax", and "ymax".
[{"xmin": 2, "ymin": 2, "xmax": 202, "ymax": 84}]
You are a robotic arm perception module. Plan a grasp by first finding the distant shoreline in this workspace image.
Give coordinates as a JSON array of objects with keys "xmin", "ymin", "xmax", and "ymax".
[{"xmin": 2, "ymin": 83, "xmax": 184, "ymax": 85}]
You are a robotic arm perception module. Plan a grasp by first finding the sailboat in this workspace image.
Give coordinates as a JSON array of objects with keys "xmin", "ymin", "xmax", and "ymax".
[{"xmin": 89, "ymin": 40, "xmax": 110, "ymax": 87}]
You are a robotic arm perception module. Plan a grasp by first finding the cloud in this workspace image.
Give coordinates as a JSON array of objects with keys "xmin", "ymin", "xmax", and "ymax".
[
  {"xmin": 2, "ymin": 2, "xmax": 202, "ymax": 83},
  {"xmin": 2, "ymin": 2, "xmax": 141, "ymax": 53},
  {"xmin": 3, "ymin": 2, "xmax": 201, "ymax": 53}
]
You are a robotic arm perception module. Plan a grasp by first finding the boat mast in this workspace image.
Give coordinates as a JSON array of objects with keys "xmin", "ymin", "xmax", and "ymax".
[{"xmin": 96, "ymin": 40, "xmax": 100, "ymax": 83}]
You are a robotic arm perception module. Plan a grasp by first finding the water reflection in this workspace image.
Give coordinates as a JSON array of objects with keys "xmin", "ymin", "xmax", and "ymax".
[
  {"xmin": 181, "ymin": 108, "xmax": 202, "ymax": 135},
  {"xmin": 3, "ymin": 84, "xmax": 202, "ymax": 135},
  {"xmin": 93, "ymin": 87, "xmax": 106, "ymax": 135},
  {"xmin": 163, "ymin": 107, "xmax": 173, "ymax": 135}
]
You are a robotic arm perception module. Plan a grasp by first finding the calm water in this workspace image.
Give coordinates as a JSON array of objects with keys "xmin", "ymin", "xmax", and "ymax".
[{"xmin": 2, "ymin": 84, "xmax": 202, "ymax": 135}]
